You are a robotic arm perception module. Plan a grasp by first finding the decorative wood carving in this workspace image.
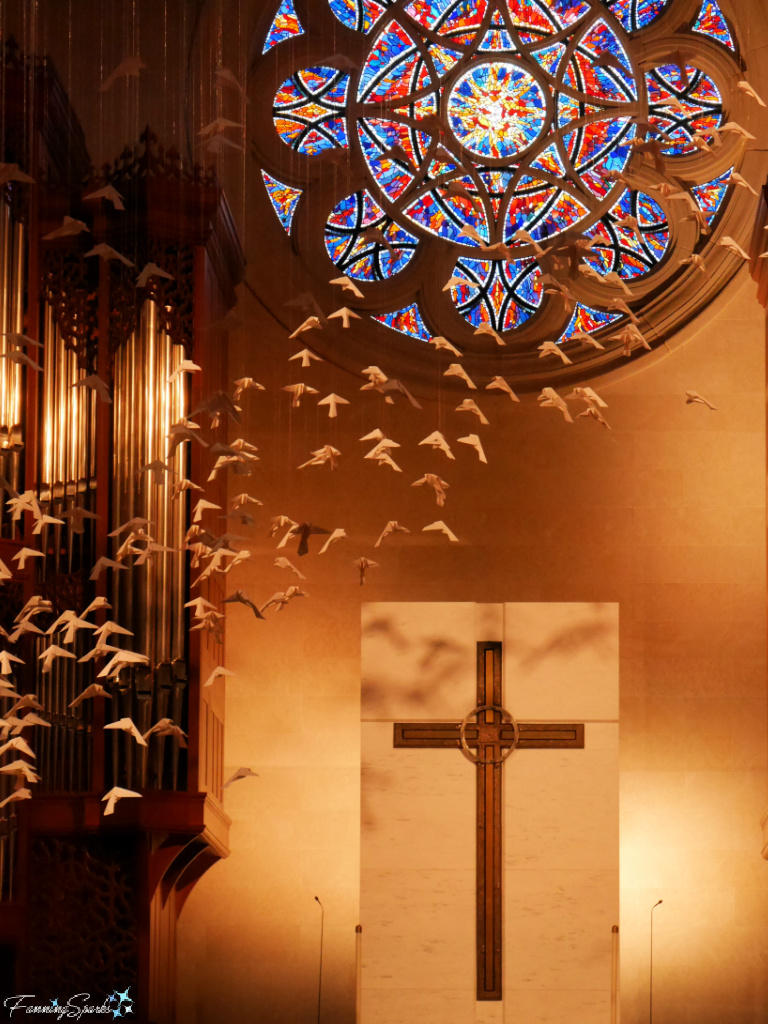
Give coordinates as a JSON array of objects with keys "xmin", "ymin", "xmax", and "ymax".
[
  {"xmin": 393, "ymin": 641, "xmax": 585, "ymax": 1001},
  {"xmin": 40, "ymin": 247, "xmax": 98, "ymax": 371},
  {"xmin": 27, "ymin": 836, "xmax": 139, "ymax": 998}
]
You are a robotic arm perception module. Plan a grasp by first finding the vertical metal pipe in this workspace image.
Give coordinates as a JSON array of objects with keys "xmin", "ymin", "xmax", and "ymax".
[{"xmin": 355, "ymin": 925, "xmax": 362, "ymax": 1024}]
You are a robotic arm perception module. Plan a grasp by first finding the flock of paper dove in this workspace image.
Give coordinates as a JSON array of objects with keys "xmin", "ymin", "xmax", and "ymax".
[{"xmin": 0, "ymin": 46, "xmax": 759, "ymax": 817}]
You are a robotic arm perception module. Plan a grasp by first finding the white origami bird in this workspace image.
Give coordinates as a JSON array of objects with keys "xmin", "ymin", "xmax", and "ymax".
[
  {"xmin": 99, "ymin": 55, "xmax": 146, "ymax": 91},
  {"xmin": 328, "ymin": 307, "xmax": 361, "ymax": 328},
  {"xmin": 679, "ymin": 254, "xmax": 708, "ymax": 276},
  {"xmin": 538, "ymin": 341, "xmax": 573, "ymax": 365},
  {"xmin": 289, "ymin": 348, "xmax": 323, "ymax": 368},
  {"xmin": 204, "ymin": 667, "xmax": 235, "ymax": 688},
  {"xmin": 538, "ymin": 388, "xmax": 573, "ymax": 423},
  {"xmin": 317, "ymin": 394, "xmax": 350, "ymax": 418},
  {"xmin": 474, "ymin": 323, "xmax": 506, "ymax": 346},
  {"xmin": 274, "ymin": 556, "xmax": 307, "ymax": 579},
  {"xmin": 102, "ymin": 787, "xmax": 142, "ymax": 816},
  {"xmin": 717, "ymin": 236, "xmax": 750, "ymax": 260},
  {"xmin": 354, "ymin": 557, "xmax": 379, "ymax": 585},
  {"xmin": 444, "ymin": 363, "xmax": 477, "ymax": 389},
  {"xmin": 737, "ymin": 80, "xmax": 765, "ymax": 106},
  {"xmin": 729, "ymin": 172, "xmax": 758, "ymax": 197},
  {"xmin": 412, "ymin": 473, "xmax": 449, "ymax": 507},
  {"xmin": 69, "ymin": 684, "xmax": 112, "ymax": 709},
  {"xmin": 0, "ymin": 789, "xmax": 32, "ymax": 808},
  {"xmin": 374, "ymin": 521, "xmax": 410, "ymax": 548},
  {"xmin": 282, "ymin": 383, "xmax": 319, "ymax": 407},
  {"xmin": 37, "ymin": 646, "xmax": 76, "ymax": 674},
  {"xmin": 457, "ymin": 434, "xmax": 487, "ymax": 463},
  {"xmin": 330, "ymin": 275, "xmax": 364, "ymax": 298},
  {"xmin": 318, "ymin": 528, "xmax": 348, "ymax": 554},
  {"xmin": 83, "ymin": 184, "xmax": 126, "ymax": 210},
  {"xmin": 84, "ymin": 243, "xmax": 133, "ymax": 267},
  {"xmin": 422, "ymin": 521, "xmax": 459, "ymax": 542},
  {"xmin": 289, "ymin": 316, "xmax": 322, "ymax": 339},
  {"xmin": 42, "ymin": 216, "xmax": 89, "ymax": 241},
  {"xmin": 223, "ymin": 767, "xmax": 259, "ymax": 789},
  {"xmin": 136, "ymin": 262, "xmax": 174, "ymax": 287},
  {"xmin": 419, "ymin": 431, "xmax": 455, "ymax": 459},
  {"xmin": 455, "ymin": 399, "xmax": 489, "ymax": 425},
  {"xmin": 685, "ymin": 390, "xmax": 717, "ymax": 410},
  {"xmin": 193, "ymin": 499, "xmax": 222, "ymax": 523},
  {"xmin": 485, "ymin": 376, "xmax": 519, "ymax": 401},
  {"xmin": 429, "ymin": 336, "xmax": 463, "ymax": 356},
  {"xmin": 104, "ymin": 718, "xmax": 147, "ymax": 747}
]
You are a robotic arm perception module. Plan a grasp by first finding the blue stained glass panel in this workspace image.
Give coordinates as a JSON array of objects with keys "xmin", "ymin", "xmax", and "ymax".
[
  {"xmin": 560, "ymin": 303, "xmax": 622, "ymax": 341},
  {"xmin": 263, "ymin": 0, "xmax": 303, "ymax": 52},
  {"xmin": 274, "ymin": 67, "xmax": 350, "ymax": 155},
  {"xmin": 374, "ymin": 302, "xmax": 431, "ymax": 340},
  {"xmin": 329, "ymin": 0, "xmax": 390, "ymax": 33},
  {"xmin": 692, "ymin": 0, "xmax": 735, "ymax": 51},
  {"xmin": 600, "ymin": 0, "xmax": 669, "ymax": 33},
  {"xmin": 691, "ymin": 169, "xmax": 732, "ymax": 225},
  {"xmin": 325, "ymin": 191, "xmax": 419, "ymax": 280},
  {"xmin": 584, "ymin": 190, "xmax": 670, "ymax": 277},
  {"xmin": 450, "ymin": 256, "xmax": 543, "ymax": 331},
  {"xmin": 647, "ymin": 65, "xmax": 722, "ymax": 155},
  {"xmin": 262, "ymin": 172, "xmax": 303, "ymax": 233},
  {"xmin": 448, "ymin": 63, "xmax": 547, "ymax": 160}
]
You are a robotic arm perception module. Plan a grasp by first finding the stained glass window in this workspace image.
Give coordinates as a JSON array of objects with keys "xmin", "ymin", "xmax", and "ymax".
[
  {"xmin": 274, "ymin": 67, "xmax": 350, "ymax": 155},
  {"xmin": 374, "ymin": 303, "xmax": 432, "ymax": 340},
  {"xmin": 449, "ymin": 257, "xmax": 543, "ymax": 331},
  {"xmin": 260, "ymin": 0, "xmax": 748, "ymax": 367},
  {"xmin": 647, "ymin": 64, "xmax": 722, "ymax": 154},
  {"xmin": 330, "ymin": 0, "xmax": 393, "ymax": 32},
  {"xmin": 601, "ymin": 0, "xmax": 670, "ymax": 33},
  {"xmin": 692, "ymin": 0, "xmax": 735, "ymax": 51},
  {"xmin": 262, "ymin": 172, "xmax": 303, "ymax": 234},
  {"xmin": 325, "ymin": 191, "xmax": 419, "ymax": 280},
  {"xmin": 263, "ymin": 0, "xmax": 304, "ymax": 52},
  {"xmin": 584, "ymin": 191, "xmax": 670, "ymax": 278},
  {"xmin": 560, "ymin": 303, "xmax": 623, "ymax": 341},
  {"xmin": 692, "ymin": 169, "xmax": 733, "ymax": 226}
]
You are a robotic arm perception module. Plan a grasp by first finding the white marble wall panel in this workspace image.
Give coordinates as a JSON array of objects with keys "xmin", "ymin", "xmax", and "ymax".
[
  {"xmin": 361, "ymin": 603, "xmax": 619, "ymax": 1024},
  {"xmin": 503, "ymin": 603, "xmax": 619, "ymax": 721}
]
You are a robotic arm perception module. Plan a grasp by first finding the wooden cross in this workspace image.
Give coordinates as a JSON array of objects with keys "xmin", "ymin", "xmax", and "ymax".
[{"xmin": 393, "ymin": 641, "xmax": 585, "ymax": 1001}]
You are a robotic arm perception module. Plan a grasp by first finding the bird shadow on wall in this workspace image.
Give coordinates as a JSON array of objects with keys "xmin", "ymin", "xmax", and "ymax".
[{"xmin": 360, "ymin": 612, "xmax": 472, "ymax": 718}]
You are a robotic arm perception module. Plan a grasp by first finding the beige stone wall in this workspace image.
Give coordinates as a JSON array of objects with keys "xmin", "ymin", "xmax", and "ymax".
[{"xmin": 176, "ymin": 266, "xmax": 767, "ymax": 1023}]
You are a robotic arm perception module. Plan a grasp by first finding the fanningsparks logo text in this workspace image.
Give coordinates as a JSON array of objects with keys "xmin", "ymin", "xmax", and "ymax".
[{"xmin": 4, "ymin": 987, "xmax": 134, "ymax": 1018}]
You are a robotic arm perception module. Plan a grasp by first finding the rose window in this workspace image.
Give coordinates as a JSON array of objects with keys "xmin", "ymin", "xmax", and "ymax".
[{"xmin": 255, "ymin": 0, "xmax": 753, "ymax": 386}]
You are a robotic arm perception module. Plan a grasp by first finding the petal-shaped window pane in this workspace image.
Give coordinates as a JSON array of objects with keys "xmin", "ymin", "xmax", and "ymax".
[
  {"xmin": 405, "ymin": 0, "xmax": 489, "ymax": 47},
  {"xmin": 329, "ymin": 0, "xmax": 390, "ymax": 32},
  {"xmin": 600, "ymin": 0, "xmax": 670, "ymax": 33}
]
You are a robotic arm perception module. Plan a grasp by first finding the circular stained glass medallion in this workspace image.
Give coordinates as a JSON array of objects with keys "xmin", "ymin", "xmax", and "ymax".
[{"xmin": 448, "ymin": 62, "xmax": 547, "ymax": 161}]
